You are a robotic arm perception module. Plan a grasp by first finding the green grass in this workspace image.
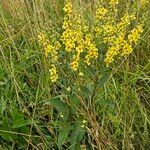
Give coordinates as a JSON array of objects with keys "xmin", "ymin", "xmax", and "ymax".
[{"xmin": 0, "ymin": 0, "xmax": 150, "ymax": 149}]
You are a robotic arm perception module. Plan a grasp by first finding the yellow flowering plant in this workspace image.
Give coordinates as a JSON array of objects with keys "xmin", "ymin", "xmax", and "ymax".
[
  {"xmin": 38, "ymin": 0, "xmax": 143, "ymax": 83},
  {"xmin": 37, "ymin": 1, "xmax": 144, "ymax": 148},
  {"xmin": 0, "ymin": 0, "xmax": 149, "ymax": 149}
]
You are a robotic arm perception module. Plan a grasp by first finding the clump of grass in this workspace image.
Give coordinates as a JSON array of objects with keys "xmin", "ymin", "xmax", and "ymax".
[{"xmin": 0, "ymin": 0, "xmax": 149, "ymax": 149}]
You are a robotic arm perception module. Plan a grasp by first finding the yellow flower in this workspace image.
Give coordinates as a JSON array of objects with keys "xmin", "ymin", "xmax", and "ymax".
[
  {"xmin": 45, "ymin": 44, "xmax": 54, "ymax": 57},
  {"xmin": 128, "ymin": 24, "xmax": 143, "ymax": 44},
  {"xmin": 117, "ymin": 12, "xmax": 136, "ymax": 32},
  {"xmin": 121, "ymin": 42, "xmax": 133, "ymax": 56},
  {"xmin": 40, "ymin": 1, "xmax": 144, "ymax": 71},
  {"xmin": 79, "ymin": 72, "xmax": 84, "ymax": 76},
  {"xmin": 140, "ymin": 0, "xmax": 149, "ymax": 5},
  {"xmin": 94, "ymin": 26, "xmax": 103, "ymax": 37},
  {"xmin": 49, "ymin": 65, "xmax": 58, "ymax": 82},
  {"xmin": 109, "ymin": 0, "xmax": 119, "ymax": 6},
  {"xmin": 95, "ymin": 6, "xmax": 108, "ymax": 20},
  {"xmin": 84, "ymin": 34, "xmax": 98, "ymax": 65},
  {"xmin": 103, "ymin": 24, "xmax": 117, "ymax": 43},
  {"xmin": 63, "ymin": 2, "xmax": 72, "ymax": 14},
  {"xmin": 105, "ymin": 46, "xmax": 119, "ymax": 66},
  {"xmin": 104, "ymin": 35, "xmax": 124, "ymax": 66},
  {"xmin": 66, "ymin": 87, "xmax": 71, "ymax": 91},
  {"xmin": 61, "ymin": 2, "xmax": 75, "ymax": 53},
  {"xmin": 82, "ymin": 120, "xmax": 87, "ymax": 124},
  {"xmin": 60, "ymin": 113, "xmax": 64, "ymax": 118},
  {"xmin": 71, "ymin": 61, "xmax": 79, "ymax": 71},
  {"xmin": 38, "ymin": 32, "xmax": 48, "ymax": 48},
  {"xmin": 38, "ymin": 32, "xmax": 60, "ymax": 61},
  {"xmin": 54, "ymin": 41, "xmax": 61, "ymax": 50}
]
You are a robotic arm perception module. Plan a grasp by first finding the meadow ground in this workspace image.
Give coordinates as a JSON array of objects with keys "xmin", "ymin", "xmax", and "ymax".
[{"xmin": 0, "ymin": 0, "xmax": 150, "ymax": 149}]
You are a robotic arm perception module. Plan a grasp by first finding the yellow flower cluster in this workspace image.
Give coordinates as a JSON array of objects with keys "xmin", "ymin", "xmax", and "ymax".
[
  {"xmin": 121, "ymin": 41, "xmax": 133, "ymax": 56},
  {"xmin": 38, "ymin": 32, "xmax": 61, "ymax": 60},
  {"xmin": 104, "ymin": 23, "xmax": 143, "ymax": 66},
  {"xmin": 84, "ymin": 34, "xmax": 98, "ymax": 65},
  {"xmin": 38, "ymin": 0, "xmax": 144, "ymax": 77},
  {"xmin": 70, "ymin": 13, "xmax": 84, "ymax": 71},
  {"xmin": 103, "ymin": 10, "xmax": 143, "ymax": 66},
  {"xmin": 62, "ymin": 2, "xmax": 99, "ymax": 70},
  {"xmin": 63, "ymin": 1, "xmax": 72, "ymax": 14},
  {"xmin": 70, "ymin": 43, "xmax": 84, "ymax": 71},
  {"xmin": 105, "ymin": 36, "xmax": 133, "ymax": 66},
  {"xmin": 117, "ymin": 12, "xmax": 136, "ymax": 32},
  {"xmin": 94, "ymin": 6, "xmax": 108, "ymax": 37},
  {"xmin": 104, "ymin": 36, "xmax": 122, "ymax": 66},
  {"xmin": 140, "ymin": 0, "xmax": 149, "ymax": 5},
  {"xmin": 95, "ymin": 6, "xmax": 108, "ymax": 20},
  {"xmin": 128, "ymin": 24, "xmax": 144, "ymax": 44},
  {"xmin": 61, "ymin": 1, "xmax": 75, "ymax": 52},
  {"xmin": 61, "ymin": 1, "xmax": 143, "ymax": 68},
  {"xmin": 109, "ymin": 0, "xmax": 119, "ymax": 13},
  {"xmin": 103, "ymin": 24, "xmax": 117, "ymax": 44},
  {"xmin": 49, "ymin": 65, "xmax": 58, "ymax": 83},
  {"xmin": 38, "ymin": 32, "xmax": 61, "ymax": 82},
  {"xmin": 38, "ymin": 32, "xmax": 49, "ymax": 57},
  {"xmin": 109, "ymin": 0, "xmax": 119, "ymax": 6}
]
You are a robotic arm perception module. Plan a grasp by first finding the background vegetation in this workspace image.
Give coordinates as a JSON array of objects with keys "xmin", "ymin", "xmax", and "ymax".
[{"xmin": 0, "ymin": 0, "xmax": 149, "ymax": 149}]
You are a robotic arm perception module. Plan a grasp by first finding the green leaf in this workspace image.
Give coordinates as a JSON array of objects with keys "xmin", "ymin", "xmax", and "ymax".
[
  {"xmin": 68, "ymin": 93, "xmax": 80, "ymax": 115},
  {"xmin": 12, "ymin": 120, "xmax": 32, "ymax": 129},
  {"xmin": 0, "ymin": 117, "xmax": 16, "ymax": 142},
  {"xmin": 96, "ymin": 98, "xmax": 115, "ymax": 108},
  {"xmin": 70, "ymin": 120, "xmax": 85, "ymax": 150},
  {"xmin": 45, "ymin": 95, "xmax": 68, "ymax": 113},
  {"xmin": 12, "ymin": 109, "xmax": 24, "ymax": 121},
  {"xmin": 12, "ymin": 109, "xmax": 31, "ymax": 128},
  {"xmin": 57, "ymin": 126, "xmax": 71, "ymax": 149},
  {"xmin": 98, "ymin": 72, "xmax": 110, "ymax": 88},
  {"xmin": 80, "ymin": 83, "xmax": 93, "ymax": 99},
  {"xmin": 85, "ymin": 65, "xmax": 96, "ymax": 77}
]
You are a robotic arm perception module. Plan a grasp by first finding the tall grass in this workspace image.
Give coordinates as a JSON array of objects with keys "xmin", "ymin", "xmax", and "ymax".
[{"xmin": 0, "ymin": 0, "xmax": 149, "ymax": 149}]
